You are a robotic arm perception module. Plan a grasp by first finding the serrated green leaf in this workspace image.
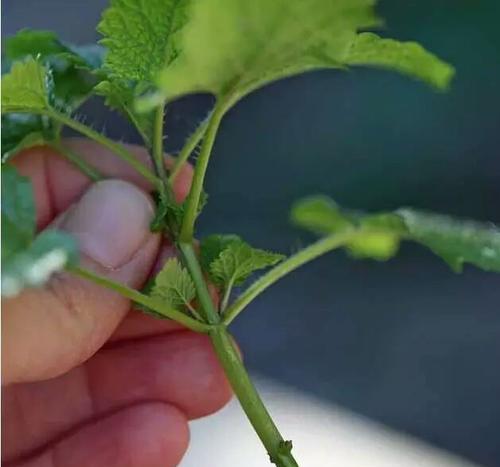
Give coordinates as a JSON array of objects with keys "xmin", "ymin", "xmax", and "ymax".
[
  {"xmin": 1, "ymin": 165, "xmax": 77, "ymax": 296},
  {"xmin": 200, "ymin": 234, "xmax": 242, "ymax": 273},
  {"xmin": 210, "ymin": 240, "xmax": 285, "ymax": 287},
  {"xmin": 292, "ymin": 195, "xmax": 500, "ymax": 271},
  {"xmin": 150, "ymin": 258, "xmax": 196, "ymax": 308},
  {"xmin": 4, "ymin": 29, "xmax": 103, "ymax": 111},
  {"xmin": 397, "ymin": 209, "xmax": 500, "ymax": 272},
  {"xmin": 1, "ymin": 58, "xmax": 50, "ymax": 113},
  {"xmin": 158, "ymin": 0, "xmax": 379, "ymax": 102},
  {"xmin": 97, "ymin": 0, "xmax": 189, "ymax": 83},
  {"xmin": 344, "ymin": 32, "xmax": 455, "ymax": 90},
  {"xmin": 96, "ymin": 0, "xmax": 189, "ymax": 141}
]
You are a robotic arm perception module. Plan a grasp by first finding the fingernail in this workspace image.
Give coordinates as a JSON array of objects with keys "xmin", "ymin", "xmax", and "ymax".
[{"xmin": 62, "ymin": 180, "xmax": 154, "ymax": 268}]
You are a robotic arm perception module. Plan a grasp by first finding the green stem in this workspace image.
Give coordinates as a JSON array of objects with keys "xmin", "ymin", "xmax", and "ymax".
[
  {"xmin": 220, "ymin": 279, "xmax": 234, "ymax": 312},
  {"xmin": 50, "ymin": 142, "xmax": 102, "ymax": 182},
  {"xmin": 169, "ymin": 114, "xmax": 210, "ymax": 183},
  {"xmin": 45, "ymin": 109, "xmax": 161, "ymax": 189},
  {"xmin": 179, "ymin": 242, "xmax": 220, "ymax": 324},
  {"xmin": 223, "ymin": 231, "xmax": 355, "ymax": 325},
  {"xmin": 209, "ymin": 326, "xmax": 299, "ymax": 467},
  {"xmin": 152, "ymin": 103, "xmax": 168, "ymax": 185},
  {"xmin": 70, "ymin": 266, "xmax": 211, "ymax": 333},
  {"xmin": 179, "ymin": 101, "xmax": 226, "ymax": 242}
]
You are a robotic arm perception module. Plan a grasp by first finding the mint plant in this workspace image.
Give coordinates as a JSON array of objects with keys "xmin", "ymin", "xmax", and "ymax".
[{"xmin": 2, "ymin": 1, "xmax": 499, "ymax": 465}]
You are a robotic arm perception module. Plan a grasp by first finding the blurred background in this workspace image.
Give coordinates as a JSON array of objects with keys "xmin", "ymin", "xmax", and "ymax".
[{"xmin": 3, "ymin": 1, "xmax": 500, "ymax": 465}]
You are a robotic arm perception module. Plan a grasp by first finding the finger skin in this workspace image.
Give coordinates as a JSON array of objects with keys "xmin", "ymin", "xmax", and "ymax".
[
  {"xmin": 8, "ymin": 403, "xmax": 189, "ymax": 467},
  {"xmin": 12, "ymin": 139, "xmax": 193, "ymax": 230},
  {"xmin": 3, "ymin": 140, "xmax": 193, "ymax": 384},
  {"xmin": 2, "ymin": 234, "xmax": 160, "ymax": 385},
  {"xmin": 2, "ymin": 332, "xmax": 232, "ymax": 462}
]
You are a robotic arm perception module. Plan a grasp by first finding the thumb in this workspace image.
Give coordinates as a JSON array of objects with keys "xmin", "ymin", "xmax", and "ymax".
[{"xmin": 2, "ymin": 180, "xmax": 160, "ymax": 385}]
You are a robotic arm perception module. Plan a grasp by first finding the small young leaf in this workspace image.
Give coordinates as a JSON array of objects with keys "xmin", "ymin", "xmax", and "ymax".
[
  {"xmin": 292, "ymin": 195, "xmax": 500, "ymax": 271},
  {"xmin": 150, "ymin": 258, "xmax": 196, "ymax": 308},
  {"xmin": 1, "ymin": 165, "xmax": 77, "ymax": 296},
  {"xmin": 344, "ymin": 33, "xmax": 455, "ymax": 90},
  {"xmin": 1, "ymin": 58, "xmax": 51, "ymax": 113},
  {"xmin": 200, "ymin": 234, "xmax": 243, "ymax": 273},
  {"xmin": 209, "ymin": 240, "xmax": 285, "ymax": 287}
]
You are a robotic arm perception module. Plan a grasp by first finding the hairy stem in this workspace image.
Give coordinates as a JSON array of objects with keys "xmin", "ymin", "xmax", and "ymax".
[
  {"xmin": 45, "ymin": 109, "xmax": 161, "ymax": 188},
  {"xmin": 152, "ymin": 103, "xmax": 168, "ymax": 185},
  {"xmin": 70, "ymin": 266, "xmax": 211, "ymax": 333},
  {"xmin": 50, "ymin": 142, "xmax": 102, "ymax": 182},
  {"xmin": 209, "ymin": 326, "xmax": 299, "ymax": 467},
  {"xmin": 169, "ymin": 114, "xmax": 210, "ymax": 183},
  {"xmin": 179, "ymin": 101, "xmax": 226, "ymax": 242},
  {"xmin": 223, "ymin": 231, "xmax": 355, "ymax": 325},
  {"xmin": 179, "ymin": 242, "xmax": 220, "ymax": 324}
]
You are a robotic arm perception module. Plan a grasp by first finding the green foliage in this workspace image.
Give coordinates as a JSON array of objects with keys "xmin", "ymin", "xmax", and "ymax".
[
  {"xmin": 1, "ymin": 58, "xmax": 51, "ymax": 113},
  {"xmin": 97, "ymin": 0, "xmax": 188, "ymax": 82},
  {"xmin": 2, "ymin": 29, "xmax": 105, "ymax": 161},
  {"xmin": 292, "ymin": 196, "xmax": 500, "ymax": 271},
  {"xmin": 96, "ymin": 0, "xmax": 189, "ymax": 143},
  {"xmin": 344, "ymin": 32, "xmax": 455, "ymax": 90},
  {"xmin": 1, "ymin": 165, "xmax": 77, "ymax": 296},
  {"xmin": 156, "ymin": 0, "xmax": 452, "ymax": 106},
  {"xmin": 1, "ymin": 114, "xmax": 51, "ymax": 162},
  {"xmin": 205, "ymin": 237, "xmax": 285, "ymax": 287},
  {"xmin": 150, "ymin": 258, "xmax": 196, "ymax": 308},
  {"xmin": 4, "ymin": 29, "xmax": 104, "ymax": 110},
  {"xmin": 397, "ymin": 209, "xmax": 500, "ymax": 272},
  {"xmin": 200, "ymin": 234, "xmax": 243, "ymax": 272}
]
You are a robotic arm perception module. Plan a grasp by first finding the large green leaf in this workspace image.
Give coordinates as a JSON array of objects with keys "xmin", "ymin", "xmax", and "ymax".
[
  {"xmin": 158, "ymin": 0, "xmax": 378, "ymax": 101},
  {"xmin": 292, "ymin": 196, "xmax": 500, "ymax": 271},
  {"xmin": 156, "ymin": 0, "xmax": 453, "ymax": 106}
]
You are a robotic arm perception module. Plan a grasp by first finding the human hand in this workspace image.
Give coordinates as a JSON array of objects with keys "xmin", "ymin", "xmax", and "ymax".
[{"xmin": 2, "ymin": 139, "xmax": 232, "ymax": 467}]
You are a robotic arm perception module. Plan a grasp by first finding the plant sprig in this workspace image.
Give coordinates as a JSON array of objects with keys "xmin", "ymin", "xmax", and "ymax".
[{"xmin": 2, "ymin": 1, "xmax": 498, "ymax": 466}]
